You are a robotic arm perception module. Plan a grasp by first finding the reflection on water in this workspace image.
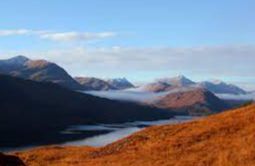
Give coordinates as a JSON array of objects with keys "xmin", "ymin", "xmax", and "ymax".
[
  {"xmin": 63, "ymin": 127, "xmax": 141, "ymax": 147},
  {"xmin": 62, "ymin": 116, "xmax": 194, "ymax": 147},
  {"xmin": 0, "ymin": 116, "xmax": 195, "ymax": 152}
]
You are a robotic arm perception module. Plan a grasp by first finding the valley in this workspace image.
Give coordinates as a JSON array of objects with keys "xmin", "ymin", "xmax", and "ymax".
[
  {"xmin": 0, "ymin": 2, "xmax": 254, "ymax": 165},
  {"xmin": 0, "ymin": 56, "xmax": 253, "ymax": 166}
]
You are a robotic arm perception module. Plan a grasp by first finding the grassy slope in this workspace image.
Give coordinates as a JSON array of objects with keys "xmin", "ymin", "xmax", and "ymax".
[{"xmin": 15, "ymin": 104, "xmax": 255, "ymax": 166}]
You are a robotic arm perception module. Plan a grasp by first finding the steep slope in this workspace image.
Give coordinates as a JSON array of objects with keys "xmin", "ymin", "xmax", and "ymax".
[
  {"xmin": 15, "ymin": 104, "xmax": 255, "ymax": 166},
  {"xmin": 0, "ymin": 56, "xmax": 85, "ymax": 90},
  {"xmin": 152, "ymin": 87, "xmax": 229, "ymax": 115},
  {"xmin": 0, "ymin": 74, "xmax": 173, "ymax": 147},
  {"xmin": 198, "ymin": 81, "xmax": 247, "ymax": 95},
  {"xmin": 106, "ymin": 78, "xmax": 135, "ymax": 90},
  {"xmin": 75, "ymin": 77, "xmax": 116, "ymax": 90}
]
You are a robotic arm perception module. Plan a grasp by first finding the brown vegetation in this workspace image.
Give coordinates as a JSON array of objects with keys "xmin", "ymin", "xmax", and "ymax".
[
  {"xmin": 14, "ymin": 104, "xmax": 255, "ymax": 166},
  {"xmin": 153, "ymin": 88, "xmax": 229, "ymax": 115}
]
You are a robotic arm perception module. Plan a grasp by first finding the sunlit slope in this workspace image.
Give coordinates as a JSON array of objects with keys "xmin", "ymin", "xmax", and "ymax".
[{"xmin": 16, "ymin": 104, "xmax": 255, "ymax": 166}]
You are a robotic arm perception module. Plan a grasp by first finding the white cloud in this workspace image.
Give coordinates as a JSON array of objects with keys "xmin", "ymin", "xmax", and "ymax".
[
  {"xmin": 40, "ymin": 32, "xmax": 116, "ymax": 42},
  {"xmin": 0, "ymin": 29, "xmax": 31, "ymax": 36},
  {"xmin": 0, "ymin": 29, "xmax": 116, "ymax": 42}
]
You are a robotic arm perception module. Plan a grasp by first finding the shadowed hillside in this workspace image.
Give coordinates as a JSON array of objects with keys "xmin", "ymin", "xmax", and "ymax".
[
  {"xmin": 14, "ymin": 104, "xmax": 255, "ymax": 166},
  {"xmin": 0, "ymin": 153, "xmax": 25, "ymax": 166},
  {"xmin": 0, "ymin": 74, "xmax": 173, "ymax": 147},
  {"xmin": 75, "ymin": 77, "xmax": 116, "ymax": 90}
]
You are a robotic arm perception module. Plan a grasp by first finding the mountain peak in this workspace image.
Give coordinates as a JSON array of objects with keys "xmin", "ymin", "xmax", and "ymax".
[
  {"xmin": 108, "ymin": 77, "xmax": 128, "ymax": 82},
  {"xmin": 5, "ymin": 55, "xmax": 29, "ymax": 65},
  {"xmin": 172, "ymin": 75, "xmax": 191, "ymax": 81},
  {"xmin": 209, "ymin": 79, "xmax": 225, "ymax": 85},
  {"xmin": 12, "ymin": 55, "xmax": 29, "ymax": 60},
  {"xmin": 157, "ymin": 75, "xmax": 195, "ymax": 87},
  {"xmin": 106, "ymin": 77, "xmax": 134, "ymax": 89},
  {"xmin": 176, "ymin": 74, "xmax": 186, "ymax": 79}
]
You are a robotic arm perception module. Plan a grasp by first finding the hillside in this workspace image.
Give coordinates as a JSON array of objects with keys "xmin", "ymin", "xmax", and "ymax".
[
  {"xmin": 0, "ymin": 153, "xmax": 25, "ymax": 166},
  {"xmin": 0, "ymin": 74, "xmax": 173, "ymax": 147},
  {"xmin": 75, "ymin": 77, "xmax": 116, "ymax": 90},
  {"xmin": 0, "ymin": 56, "xmax": 85, "ymax": 90},
  {"xmin": 152, "ymin": 87, "xmax": 230, "ymax": 115},
  {"xmin": 198, "ymin": 81, "xmax": 247, "ymax": 95},
  {"xmin": 14, "ymin": 104, "xmax": 255, "ymax": 166}
]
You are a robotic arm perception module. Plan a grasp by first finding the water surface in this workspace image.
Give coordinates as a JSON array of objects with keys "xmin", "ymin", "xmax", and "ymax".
[{"xmin": 63, "ymin": 116, "xmax": 194, "ymax": 147}]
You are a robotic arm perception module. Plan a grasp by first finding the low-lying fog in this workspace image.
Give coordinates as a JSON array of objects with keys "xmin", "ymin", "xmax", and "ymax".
[
  {"xmin": 216, "ymin": 93, "xmax": 255, "ymax": 101},
  {"xmin": 83, "ymin": 90, "xmax": 255, "ymax": 103},
  {"xmin": 84, "ymin": 90, "xmax": 168, "ymax": 102}
]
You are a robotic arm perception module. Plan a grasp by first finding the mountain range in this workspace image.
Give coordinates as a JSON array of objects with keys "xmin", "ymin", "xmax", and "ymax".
[
  {"xmin": 140, "ymin": 75, "xmax": 247, "ymax": 95},
  {"xmin": 0, "ymin": 56, "xmax": 248, "ymax": 95},
  {"xmin": 0, "ymin": 55, "xmax": 247, "ymax": 118},
  {"xmin": 198, "ymin": 80, "xmax": 247, "ymax": 95},
  {"xmin": 75, "ymin": 77, "xmax": 135, "ymax": 90},
  {"xmin": 0, "ymin": 56, "xmax": 135, "ymax": 91}
]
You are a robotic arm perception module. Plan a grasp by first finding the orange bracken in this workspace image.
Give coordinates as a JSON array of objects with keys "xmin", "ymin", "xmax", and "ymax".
[{"xmin": 15, "ymin": 104, "xmax": 255, "ymax": 166}]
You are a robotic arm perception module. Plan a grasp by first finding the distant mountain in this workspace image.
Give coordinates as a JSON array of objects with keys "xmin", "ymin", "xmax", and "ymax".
[
  {"xmin": 0, "ymin": 74, "xmax": 173, "ymax": 147},
  {"xmin": 157, "ymin": 75, "xmax": 196, "ymax": 87},
  {"xmin": 75, "ymin": 77, "xmax": 117, "ymax": 90},
  {"xmin": 141, "ymin": 75, "xmax": 195, "ymax": 92},
  {"xmin": 152, "ymin": 87, "xmax": 229, "ymax": 115},
  {"xmin": 106, "ymin": 78, "xmax": 135, "ymax": 90},
  {"xmin": 0, "ymin": 55, "xmax": 29, "ymax": 65},
  {"xmin": 0, "ymin": 56, "xmax": 85, "ymax": 90},
  {"xmin": 140, "ymin": 75, "xmax": 247, "ymax": 95},
  {"xmin": 140, "ymin": 81, "xmax": 173, "ymax": 92},
  {"xmin": 198, "ymin": 81, "xmax": 247, "ymax": 95}
]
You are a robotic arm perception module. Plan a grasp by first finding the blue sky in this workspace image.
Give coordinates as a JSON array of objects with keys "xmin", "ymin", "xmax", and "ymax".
[{"xmin": 0, "ymin": 0, "xmax": 254, "ymax": 89}]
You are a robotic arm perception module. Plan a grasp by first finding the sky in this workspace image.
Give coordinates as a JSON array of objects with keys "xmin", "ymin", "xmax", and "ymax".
[{"xmin": 0, "ymin": 0, "xmax": 254, "ymax": 90}]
